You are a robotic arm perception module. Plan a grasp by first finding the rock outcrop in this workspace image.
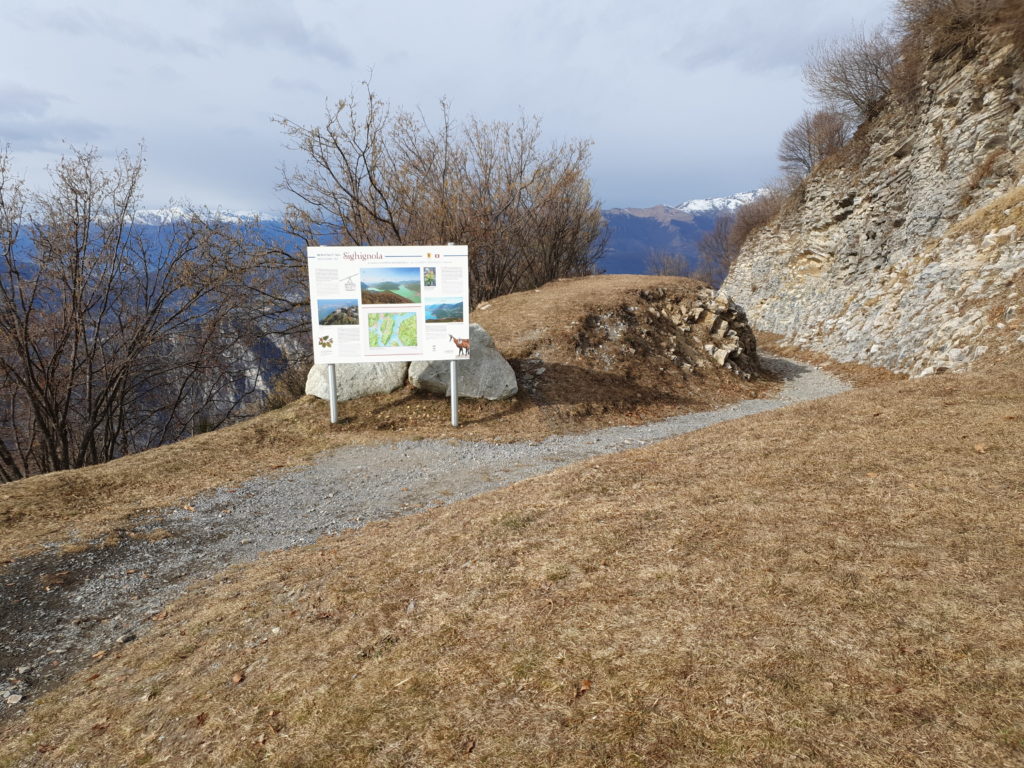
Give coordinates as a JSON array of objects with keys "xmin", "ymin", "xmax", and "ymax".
[
  {"xmin": 408, "ymin": 324, "xmax": 518, "ymax": 400},
  {"xmin": 724, "ymin": 34, "xmax": 1024, "ymax": 375}
]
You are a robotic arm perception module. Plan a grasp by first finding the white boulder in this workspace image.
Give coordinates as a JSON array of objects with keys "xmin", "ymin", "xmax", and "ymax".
[
  {"xmin": 305, "ymin": 360, "xmax": 409, "ymax": 402},
  {"xmin": 409, "ymin": 323, "xmax": 518, "ymax": 400}
]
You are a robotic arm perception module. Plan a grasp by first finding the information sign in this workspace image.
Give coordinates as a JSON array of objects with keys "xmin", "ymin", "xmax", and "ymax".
[{"xmin": 307, "ymin": 245, "xmax": 471, "ymax": 365}]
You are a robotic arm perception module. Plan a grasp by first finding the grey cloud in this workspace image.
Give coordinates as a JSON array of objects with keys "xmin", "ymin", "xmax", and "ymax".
[
  {"xmin": 270, "ymin": 76, "xmax": 325, "ymax": 95},
  {"xmin": 27, "ymin": 6, "xmax": 210, "ymax": 57},
  {"xmin": 666, "ymin": 2, "xmax": 891, "ymax": 72},
  {"xmin": 0, "ymin": 117, "xmax": 107, "ymax": 151},
  {"xmin": 220, "ymin": 3, "xmax": 351, "ymax": 66},
  {"xmin": 0, "ymin": 85, "xmax": 53, "ymax": 119},
  {"xmin": 0, "ymin": 85, "xmax": 106, "ymax": 151}
]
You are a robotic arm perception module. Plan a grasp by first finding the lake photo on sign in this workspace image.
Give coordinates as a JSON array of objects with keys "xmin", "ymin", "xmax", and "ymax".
[
  {"xmin": 361, "ymin": 267, "xmax": 421, "ymax": 304},
  {"xmin": 425, "ymin": 298, "xmax": 464, "ymax": 323}
]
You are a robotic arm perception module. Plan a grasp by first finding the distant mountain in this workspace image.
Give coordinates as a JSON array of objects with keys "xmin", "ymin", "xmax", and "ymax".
[
  {"xmin": 131, "ymin": 195, "xmax": 765, "ymax": 280},
  {"xmin": 600, "ymin": 190, "xmax": 764, "ymax": 275},
  {"xmin": 131, "ymin": 207, "xmax": 265, "ymax": 226}
]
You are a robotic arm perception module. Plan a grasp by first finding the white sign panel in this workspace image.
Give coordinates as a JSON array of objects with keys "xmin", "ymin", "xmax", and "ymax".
[{"xmin": 307, "ymin": 245, "xmax": 471, "ymax": 365}]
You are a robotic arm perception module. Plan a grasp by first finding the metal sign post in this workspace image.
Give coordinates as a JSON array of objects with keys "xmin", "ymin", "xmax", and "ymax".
[
  {"xmin": 450, "ymin": 360, "xmax": 459, "ymax": 427},
  {"xmin": 327, "ymin": 363, "xmax": 338, "ymax": 424}
]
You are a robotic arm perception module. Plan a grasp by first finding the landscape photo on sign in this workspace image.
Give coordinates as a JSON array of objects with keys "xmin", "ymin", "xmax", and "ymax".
[
  {"xmin": 367, "ymin": 311, "xmax": 418, "ymax": 348},
  {"xmin": 317, "ymin": 298, "xmax": 359, "ymax": 325},
  {"xmin": 425, "ymin": 298, "xmax": 464, "ymax": 323},
  {"xmin": 361, "ymin": 267, "xmax": 422, "ymax": 304}
]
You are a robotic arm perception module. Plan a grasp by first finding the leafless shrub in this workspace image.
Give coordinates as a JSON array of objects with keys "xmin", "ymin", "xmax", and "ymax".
[
  {"xmin": 892, "ymin": 0, "xmax": 1024, "ymax": 98},
  {"xmin": 645, "ymin": 251, "xmax": 690, "ymax": 277},
  {"xmin": 694, "ymin": 214, "xmax": 735, "ymax": 287},
  {"xmin": 261, "ymin": 362, "xmax": 312, "ymax": 411},
  {"xmin": 0, "ymin": 148, "xmax": 274, "ymax": 481},
  {"xmin": 727, "ymin": 188, "xmax": 788, "ymax": 256},
  {"xmin": 778, "ymin": 110, "xmax": 852, "ymax": 180},
  {"xmin": 804, "ymin": 27, "xmax": 901, "ymax": 123},
  {"xmin": 276, "ymin": 89, "xmax": 606, "ymax": 307}
]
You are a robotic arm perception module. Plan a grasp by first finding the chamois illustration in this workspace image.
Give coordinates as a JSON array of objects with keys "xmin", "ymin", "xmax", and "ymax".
[{"xmin": 449, "ymin": 334, "xmax": 470, "ymax": 356}]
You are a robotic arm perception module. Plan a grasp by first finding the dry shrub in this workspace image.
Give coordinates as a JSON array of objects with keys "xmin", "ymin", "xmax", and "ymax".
[
  {"xmin": 778, "ymin": 110, "xmax": 852, "ymax": 180},
  {"xmin": 727, "ymin": 187, "xmax": 788, "ymax": 255},
  {"xmin": 694, "ymin": 213, "xmax": 734, "ymax": 287},
  {"xmin": 804, "ymin": 27, "xmax": 901, "ymax": 123},
  {"xmin": 277, "ymin": 87, "xmax": 606, "ymax": 307},
  {"xmin": 645, "ymin": 250, "xmax": 690, "ymax": 277},
  {"xmin": 893, "ymin": 0, "xmax": 1024, "ymax": 100},
  {"xmin": 262, "ymin": 363, "xmax": 313, "ymax": 412}
]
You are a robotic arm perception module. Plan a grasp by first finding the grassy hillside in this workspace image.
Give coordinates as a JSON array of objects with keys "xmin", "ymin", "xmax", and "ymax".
[
  {"xmin": 3, "ymin": 350, "xmax": 1021, "ymax": 766},
  {"xmin": 1, "ymin": 275, "xmax": 772, "ymax": 562}
]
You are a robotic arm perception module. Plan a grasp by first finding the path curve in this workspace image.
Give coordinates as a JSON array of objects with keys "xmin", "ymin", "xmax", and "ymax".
[{"xmin": 0, "ymin": 355, "xmax": 848, "ymax": 717}]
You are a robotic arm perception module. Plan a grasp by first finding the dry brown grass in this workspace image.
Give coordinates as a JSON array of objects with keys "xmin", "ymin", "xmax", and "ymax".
[
  {"xmin": 1, "ymin": 275, "xmax": 773, "ymax": 562},
  {"xmin": 3, "ymin": 347, "xmax": 1022, "ymax": 767},
  {"xmin": 945, "ymin": 183, "xmax": 1024, "ymax": 241}
]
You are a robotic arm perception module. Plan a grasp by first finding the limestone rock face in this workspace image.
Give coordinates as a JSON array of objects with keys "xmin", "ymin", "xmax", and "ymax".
[
  {"xmin": 305, "ymin": 360, "xmax": 409, "ymax": 402},
  {"xmin": 409, "ymin": 323, "xmax": 518, "ymax": 400},
  {"xmin": 723, "ymin": 35, "xmax": 1024, "ymax": 375}
]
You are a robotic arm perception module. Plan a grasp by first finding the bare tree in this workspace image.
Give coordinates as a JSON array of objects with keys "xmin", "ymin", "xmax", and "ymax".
[
  {"xmin": 778, "ymin": 110, "xmax": 851, "ymax": 179},
  {"xmin": 645, "ymin": 250, "xmax": 690, "ymax": 277},
  {"xmin": 276, "ymin": 89, "xmax": 606, "ymax": 306},
  {"xmin": 694, "ymin": 213, "xmax": 736, "ymax": 287},
  {"xmin": 804, "ymin": 27, "xmax": 901, "ymax": 122},
  {"xmin": 711, "ymin": 185, "xmax": 792, "ymax": 269},
  {"xmin": 0, "ymin": 147, "xmax": 272, "ymax": 480}
]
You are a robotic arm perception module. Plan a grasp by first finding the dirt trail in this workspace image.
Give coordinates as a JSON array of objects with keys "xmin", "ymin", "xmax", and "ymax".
[{"xmin": 0, "ymin": 355, "xmax": 847, "ymax": 719}]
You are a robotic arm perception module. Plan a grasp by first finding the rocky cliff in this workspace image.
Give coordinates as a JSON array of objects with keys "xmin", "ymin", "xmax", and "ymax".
[{"xmin": 723, "ymin": 34, "xmax": 1024, "ymax": 375}]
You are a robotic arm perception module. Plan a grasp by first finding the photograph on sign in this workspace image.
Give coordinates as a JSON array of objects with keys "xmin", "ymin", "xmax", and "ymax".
[{"xmin": 307, "ymin": 245, "xmax": 470, "ymax": 365}]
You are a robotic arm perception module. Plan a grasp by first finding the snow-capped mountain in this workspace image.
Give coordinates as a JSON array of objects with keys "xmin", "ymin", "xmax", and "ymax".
[
  {"xmin": 671, "ymin": 189, "xmax": 766, "ymax": 215},
  {"xmin": 601, "ymin": 190, "xmax": 761, "ymax": 278},
  {"xmin": 131, "ymin": 207, "xmax": 270, "ymax": 226}
]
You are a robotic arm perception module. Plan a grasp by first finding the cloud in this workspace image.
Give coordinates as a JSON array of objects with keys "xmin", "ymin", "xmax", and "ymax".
[
  {"xmin": 0, "ymin": 85, "xmax": 106, "ymax": 151},
  {"xmin": 665, "ymin": 0, "xmax": 892, "ymax": 72},
  {"xmin": 12, "ymin": 4, "xmax": 210, "ymax": 57},
  {"xmin": 219, "ymin": 2, "xmax": 352, "ymax": 66}
]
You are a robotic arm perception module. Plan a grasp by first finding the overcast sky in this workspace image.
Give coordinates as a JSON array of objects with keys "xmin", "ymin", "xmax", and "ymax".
[{"xmin": 2, "ymin": 0, "xmax": 894, "ymax": 213}]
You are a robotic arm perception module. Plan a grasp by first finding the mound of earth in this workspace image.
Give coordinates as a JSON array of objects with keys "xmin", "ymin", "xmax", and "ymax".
[{"xmin": 473, "ymin": 274, "xmax": 769, "ymax": 421}]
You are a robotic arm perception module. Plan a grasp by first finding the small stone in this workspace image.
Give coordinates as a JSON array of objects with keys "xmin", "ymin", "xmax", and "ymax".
[
  {"xmin": 116, "ymin": 633, "xmax": 136, "ymax": 644},
  {"xmin": 6, "ymin": 694, "xmax": 23, "ymax": 705},
  {"xmin": 15, "ymin": 666, "xmax": 30, "ymax": 675}
]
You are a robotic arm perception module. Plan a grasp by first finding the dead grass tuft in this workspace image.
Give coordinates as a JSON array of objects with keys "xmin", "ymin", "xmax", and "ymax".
[
  {"xmin": 946, "ymin": 183, "xmax": 1024, "ymax": 241},
  {"xmin": 2, "ymin": 347, "xmax": 1022, "ymax": 767}
]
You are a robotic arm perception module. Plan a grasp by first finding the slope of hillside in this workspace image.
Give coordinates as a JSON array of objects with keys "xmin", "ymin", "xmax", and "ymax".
[
  {"xmin": 2, "ymin": 349, "xmax": 1020, "ymax": 767},
  {"xmin": 724, "ymin": 33, "xmax": 1024, "ymax": 374},
  {"xmin": 0, "ymin": 276, "xmax": 772, "ymax": 562}
]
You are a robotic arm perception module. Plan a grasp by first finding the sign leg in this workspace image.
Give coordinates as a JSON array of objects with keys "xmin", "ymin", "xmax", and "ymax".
[
  {"xmin": 328, "ymin": 363, "xmax": 338, "ymax": 424},
  {"xmin": 450, "ymin": 360, "xmax": 459, "ymax": 427}
]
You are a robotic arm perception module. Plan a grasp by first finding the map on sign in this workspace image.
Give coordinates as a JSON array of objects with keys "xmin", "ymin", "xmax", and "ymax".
[{"xmin": 307, "ymin": 245, "xmax": 471, "ymax": 364}]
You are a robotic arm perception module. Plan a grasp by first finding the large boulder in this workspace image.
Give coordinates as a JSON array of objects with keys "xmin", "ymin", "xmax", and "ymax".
[
  {"xmin": 305, "ymin": 360, "xmax": 409, "ymax": 402},
  {"xmin": 408, "ymin": 323, "xmax": 518, "ymax": 400}
]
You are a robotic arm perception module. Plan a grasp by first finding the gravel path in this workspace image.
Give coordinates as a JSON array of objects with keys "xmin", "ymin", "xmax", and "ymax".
[{"xmin": 0, "ymin": 355, "xmax": 848, "ymax": 717}]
